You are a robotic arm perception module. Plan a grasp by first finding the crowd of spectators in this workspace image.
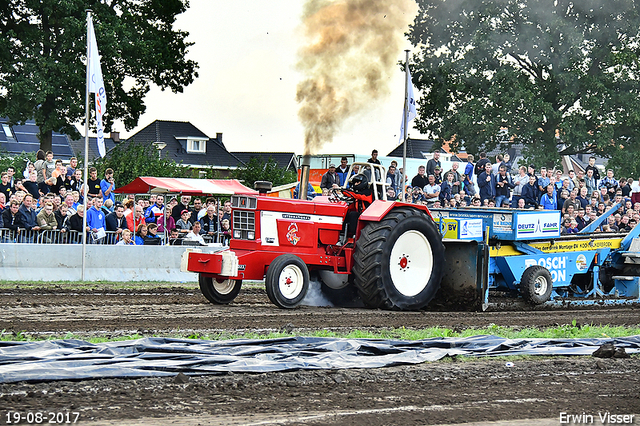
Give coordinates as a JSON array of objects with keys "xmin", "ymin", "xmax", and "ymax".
[
  {"xmin": 0, "ymin": 152, "xmax": 232, "ymax": 245},
  {"xmin": 327, "ymin": 151, "xmax": 640, "ymax": 235}
]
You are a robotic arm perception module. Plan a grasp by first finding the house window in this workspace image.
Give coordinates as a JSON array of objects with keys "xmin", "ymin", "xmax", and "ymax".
[
  {"xmin": 2, "ymin": 123, "xmax": 14, "ymax": 139},
  {"xmin": 187, "ymin": 139, "xmax": 206, "ymax": 153}
]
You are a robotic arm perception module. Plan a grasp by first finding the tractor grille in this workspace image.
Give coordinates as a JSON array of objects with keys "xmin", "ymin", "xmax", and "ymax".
[
  {"xmin": 233, "ymin": 210, "xmax": 255, "ymax": 240},
  {"xmin": 231, "ymin": 195, "xmax": 257, "ymax": 209}
]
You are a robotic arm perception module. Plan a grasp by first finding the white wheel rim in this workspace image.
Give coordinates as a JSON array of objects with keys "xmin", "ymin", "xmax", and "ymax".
[
  {"xmin": 389, "ymin": 230, "xmax": 433, "ymax": 297},
  {"xmin": 213, "ymin": 279, "xmax": 236, "ymax": 295},
  {"xmin": 533, "ymin": 275, "xmax": 548, "ymax": 296},
  {"xmin": 278, "ymin": 264, "xmax": 305, "ymax": 300}
]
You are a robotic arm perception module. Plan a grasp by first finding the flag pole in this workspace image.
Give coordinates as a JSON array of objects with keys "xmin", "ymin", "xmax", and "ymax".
[
  {"xmin": 82, "ymin": 10, "xmax": 92, "ymax": 281},
  {"xmin": 402, "ymin": 50, "xmax": 410, "ymax": 203}
]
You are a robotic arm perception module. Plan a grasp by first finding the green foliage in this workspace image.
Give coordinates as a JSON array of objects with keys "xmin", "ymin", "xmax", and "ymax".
[
  {"xmin": 0, "ymin": 150, "xmax": 36, "ymax": 175},
  {"xmin": 408, "ymin": 0, "xmax": 640, "ymax": 169},
  {"xmin": 232, "ymin": 157, "xmax": 298, "ymax": 188},
  {"xmin": 604, "ymin": 144, "xmax": 640, "ymax": 180},
  {"xmin": 92, "ymin": 140, "xmax": 189, "ymax": 187},
  {"xmin": 0, "ymin": 0, "xmax": 198, "ymax": 151}
]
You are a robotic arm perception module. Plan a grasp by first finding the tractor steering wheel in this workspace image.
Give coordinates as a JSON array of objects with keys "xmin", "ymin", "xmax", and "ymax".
[{"xmin": 329, "ymin": 188, "xmax": 354, "ymax": 203}]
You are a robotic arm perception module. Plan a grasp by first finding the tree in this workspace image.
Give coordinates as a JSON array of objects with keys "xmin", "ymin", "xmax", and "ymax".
[
  {"xmin": 408, "ymin": 0, "xmax": 640, "ymax": 170},
  {"xmin": 92, "ymin": 141, "xmax": 189, "ymax": 187},
  {"xmin": 0, "ymin": 0, "xmax": 198, "ymax": 151},
  {"xmin": 232, "ymin": 157, "xmax": 298, "ymax": 189}
]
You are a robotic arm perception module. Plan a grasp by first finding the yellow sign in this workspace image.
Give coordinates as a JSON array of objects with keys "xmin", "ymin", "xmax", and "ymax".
[
  {"xmin": 490, "ymin": 238, "xmax": 623, "ymax": 257},
  {"xmin": 434, "ymin": 218, "xmax": 459, "ymax": 239}
]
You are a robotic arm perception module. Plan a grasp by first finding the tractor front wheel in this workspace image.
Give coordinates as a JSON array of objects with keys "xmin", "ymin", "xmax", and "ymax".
[
  {"xmin": 199, "ymin": 275, "xmax": 242, "ymax": 304},
  {"xmin": 352, "ymin": 207, "xmax": 445, "ymax": 310},
  {"xmin": 265, "ymin": 254, "xmax": 310, "ymax": 309}
]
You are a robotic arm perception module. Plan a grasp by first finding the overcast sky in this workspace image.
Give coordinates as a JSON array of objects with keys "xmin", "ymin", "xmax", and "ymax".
[{"xmin": 116, "ymin": 0, "xmax": 425, "ymax": 157}]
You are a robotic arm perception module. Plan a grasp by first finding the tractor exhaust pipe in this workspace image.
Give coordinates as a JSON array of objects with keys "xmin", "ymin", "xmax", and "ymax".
[
  {"xmin": 299, "ymin": 155, "xmax": 311, "ymax": 200},
  {"xmin": 254, "ymin": 181, "xmax": 272, "ymax": 195}
]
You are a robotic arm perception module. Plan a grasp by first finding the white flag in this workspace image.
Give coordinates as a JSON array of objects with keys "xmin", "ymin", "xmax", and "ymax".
[
  {"xmin": 88, "ymin": 17, "xmax": 107, "ymax": 158},
  {"xmin": 399, "ymin": 68, "xmax": 417, "ymax": 143}
]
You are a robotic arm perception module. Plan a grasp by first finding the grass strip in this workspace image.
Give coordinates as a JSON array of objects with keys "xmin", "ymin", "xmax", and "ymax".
[{"xmin": 2, "ymin": 322, "xmax": 639, "ymax": 343}]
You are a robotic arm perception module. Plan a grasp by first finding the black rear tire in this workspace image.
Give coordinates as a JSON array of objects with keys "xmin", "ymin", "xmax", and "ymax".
[
  {"xmin": 520, "ymin": 265, "xmax": 553, "ymax": 304},
  {"xmin": 199, "ymin": 275, "xmax": 242, "ymax": 304},
  {"xmin": 265, "ymin": 254, "xmax": 310, "ymax": 309},
  {"xmin": 352, "ymin": 207, "xmax": 445, "ymax": 310}
]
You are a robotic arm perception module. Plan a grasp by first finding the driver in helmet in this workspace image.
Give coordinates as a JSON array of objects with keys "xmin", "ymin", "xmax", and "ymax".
[
  {"xmin": 339, "ymin": 172, "xmax": 372, "ymax": 244},
  {"xmin": 349, "ymin": 172, "xmax": 371, "ymax": 197}
]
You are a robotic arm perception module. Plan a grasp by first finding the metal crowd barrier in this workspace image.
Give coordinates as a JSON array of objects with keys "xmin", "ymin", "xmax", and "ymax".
[{"xmin": 0, "ymin": 228, "xmax": 229, "ymax": 246}]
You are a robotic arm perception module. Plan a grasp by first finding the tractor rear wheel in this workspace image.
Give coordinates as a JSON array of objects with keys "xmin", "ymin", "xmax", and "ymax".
[
  {"xmin": 199, "ymin": 275, "xmax": 242, "ymax": 304},
  {"xmin": 352, "ymin": 207, "xmax": 445, "ymax": 310},
  {"xmin": 520, "ymin": 265, "xmax": 553, "ymax": 304},
  {"xmin": 265, "ymin": 254, "xmax": 310, "ymax": 309}
]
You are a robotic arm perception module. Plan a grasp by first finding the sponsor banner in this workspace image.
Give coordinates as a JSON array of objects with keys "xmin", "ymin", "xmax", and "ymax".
[
  {"xmin": 519, "ymin": 251, "xmax": 597, "ymax": 283},
  {"xmin": 493, "ymin": 213, "xmax": 513, "ymax": 233},
  {"xmin": 435, "ymin": 218, "xmax": 459, "ymax": 239},
  {"xmin": 490, "ymin": 237, "xmax": 623, "ymax": 257},
  {"xmin": 515, "ymin": 211, "xmax": 560, "ymax": 239},
  {"xmin": 460, "ymin": 219, "xmax": 483, "ymax": 239}
]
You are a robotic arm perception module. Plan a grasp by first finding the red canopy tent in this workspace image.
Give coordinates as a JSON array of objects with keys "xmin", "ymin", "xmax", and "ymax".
[{"xmin": 114, "ymin": 177, "xmax": 257, "ymax": 196}]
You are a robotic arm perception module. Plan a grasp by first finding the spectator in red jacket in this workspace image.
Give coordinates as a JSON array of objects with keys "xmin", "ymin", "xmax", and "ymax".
[{"xmin": 126, "ymin": 204, "xmax": 146, "ymax": 232}]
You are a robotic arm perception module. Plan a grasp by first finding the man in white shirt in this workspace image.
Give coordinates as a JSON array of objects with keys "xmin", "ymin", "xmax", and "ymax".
[
  {"xmin": 184, "ymin": 221, "xmax": 206, "ymax": 245},
  {"xmin": 423, "ymin": 174, "xmax": 441, "ymax": 205}
]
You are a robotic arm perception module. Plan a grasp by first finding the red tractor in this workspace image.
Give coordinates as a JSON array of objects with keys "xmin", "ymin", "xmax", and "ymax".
[{"xmin": 182, "ymin": 163, "xmax": 445, "ymax": 311}]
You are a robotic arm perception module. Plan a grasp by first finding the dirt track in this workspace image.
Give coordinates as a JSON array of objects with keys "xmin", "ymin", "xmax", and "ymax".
[{"xmin": 0, "ymin": 285, "xmax": 639, "ymax": 425}]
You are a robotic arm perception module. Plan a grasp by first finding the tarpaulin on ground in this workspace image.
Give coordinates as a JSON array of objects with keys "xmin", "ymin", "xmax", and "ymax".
[{"xmin": 0, "ymin": 335, "xmax": 639, "ymax": 383}]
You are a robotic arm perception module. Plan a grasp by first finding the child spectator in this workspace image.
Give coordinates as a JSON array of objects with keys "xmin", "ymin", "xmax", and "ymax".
[
  {"xmin": 220, "ymin": 219, "xmax": 231, "ymax": 245},
  {"xmin": 116, "ymin": 229, "xmax": 135, "ymax": 245},
  {"xmin": 43, "ymin": 151, "xmax": 55, "ymax": 181},
  {"xmin": 157, "ymin": 207, "xmax": 175, "ymax": 234},
  {"xmin": 175, "ymin": 209, "xmax": 192, "ymax": 233},
  {"xmin": 168, "ymin": 228, "xmax": 181, "ymax": 245}
]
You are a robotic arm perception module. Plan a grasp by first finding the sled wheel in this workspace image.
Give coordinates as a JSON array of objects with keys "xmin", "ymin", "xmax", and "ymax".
[
  {"xmin": 352, "ymin": 207, "xmax": 445, "ymax": 310},
  {"xmin": 199, "ymin": 275, "xmax": 242, "ymax": 304},
  {"xmin": 520, "ymin": 265, "xmax": 553, "ymax": 305},
  {"xmin": 265, "ymin": 254, "xmax": 310, "ymax": 308}
]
